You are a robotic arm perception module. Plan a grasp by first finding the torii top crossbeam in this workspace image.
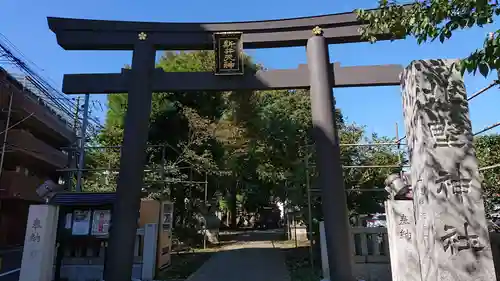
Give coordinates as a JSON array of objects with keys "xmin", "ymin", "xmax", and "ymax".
[{"xmin": 47, "ymin": 8, "xmax": 394, "ymax": 50}]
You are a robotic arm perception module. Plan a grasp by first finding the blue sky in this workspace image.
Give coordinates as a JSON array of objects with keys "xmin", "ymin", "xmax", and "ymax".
[{"xmin": 1, "ymin": 0, "xmax": 499, "ymax": 139}]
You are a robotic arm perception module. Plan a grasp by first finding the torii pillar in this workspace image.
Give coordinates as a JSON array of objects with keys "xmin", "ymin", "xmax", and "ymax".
[{"xmin": 307, "ymin": 27, "xmax": 355, "ymax": 281}]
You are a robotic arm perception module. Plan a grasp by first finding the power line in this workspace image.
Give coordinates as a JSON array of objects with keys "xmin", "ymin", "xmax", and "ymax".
[
  {"xmin": 76, "ymin": 94, "xmax": 90, "ymax": 192},
  {"xmin": 0, "ymin": 80, "xmax": 36, "ymax": 180},
  {"xmin": 0, "ymin": 34, "xmax": 102, "ymax": 140},
  {"xmin": 310, "ymin": 188, "xmax": 388, "ymax": 192},
  {"xmin": 0, "ymin": 90, "xmax": 14, "ymax": 180},
  {"xmin": 474, "ymin": 122, "xmax": 500, "ymax": 136},
  {"xmin": 467, "ymin": 80, "xmax": 499, "ymax": 101},
  {"xmin": 466, "ymin": 80, "xmax": 500, "ymax": 172},
  {"xmin": 0, "ymin": 113, "xmax": 34, "ymax": 137},
  {"xmin": 0, "ymin": 44, "xmax": 74, "ymax": 118},
  {"xmin": 479, "ymin": 163, "xmax": 500, "ymax": 172}
]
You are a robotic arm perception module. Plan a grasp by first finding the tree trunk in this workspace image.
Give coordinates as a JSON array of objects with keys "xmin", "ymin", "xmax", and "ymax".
[{"xmin": 230, "ymin": 181, "xmax": 237, "ymax": 229}]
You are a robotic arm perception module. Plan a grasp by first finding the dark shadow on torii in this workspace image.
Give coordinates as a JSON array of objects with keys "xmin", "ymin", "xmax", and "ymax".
[{"xmin": 47, "ymin": 10, "xmax": 403, "ymax": 281}]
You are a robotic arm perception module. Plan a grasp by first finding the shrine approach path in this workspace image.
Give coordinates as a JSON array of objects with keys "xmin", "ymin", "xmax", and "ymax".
[{"xmin": 185, "ymin": 229, "xmax": 291, "ymax": 281}]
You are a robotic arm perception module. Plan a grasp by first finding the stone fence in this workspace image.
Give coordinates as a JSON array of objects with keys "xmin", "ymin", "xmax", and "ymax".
[
  {"xmin": 321, "ymin": 224, "xmax": 500, "ymax": 281},
  {"xmin": 320, "ymin": 223, "xmax": 391, "ymax": 281}
]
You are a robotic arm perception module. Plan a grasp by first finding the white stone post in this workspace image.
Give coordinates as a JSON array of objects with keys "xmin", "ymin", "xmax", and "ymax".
[
  {"xmin": 19, "ymin": 204, "xmax": 59, "ymax": 281},
  {"xmin": 402, "ymin": 59, "xmax": 496, "ymax": 281},
  {"xmin": 385, "ymin": 200, "xmax": 422, "ymax": 281},
  {"xmin": 141, "ymin": 223, "xmax": 158, "ymax": 281}
]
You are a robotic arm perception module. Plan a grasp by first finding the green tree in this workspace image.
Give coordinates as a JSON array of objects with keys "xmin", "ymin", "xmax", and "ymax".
[
  {"xmin": 86, "ymin": 51, "xmax": 264, "ymax": 229},
  {"xmin": 238, "ymin": 88, "xmax": 403, "ymax": 218},
  {"xmin": 475, "ymin": 134, "xmax": 500, "ymax": 215},
  {"xmin": 356, "ymin": 0, "xmax": 500, "ymax": 77}
]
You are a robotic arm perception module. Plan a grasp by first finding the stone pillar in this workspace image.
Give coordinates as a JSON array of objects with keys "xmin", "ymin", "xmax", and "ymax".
[
  {"xmin": 384, "ymin": 173, "xmax": 422, "ymax": 281},
  {"xmin": 307, "ymin": 29, "xmax": 354, "ymax": 281},
  {"xmin": 385, "ymin": 200, "xmax": 422, "ymax": 281},
  {"xmin": 19, "ymin": 204, "xmax": 59, "ymax": 281},
  {"xmin": 402, "ymin": 59, "xmax": 496, "ymax": 281},
  {"xmin": 319, "ymin": 221, "xmax": 330, "ymax": 281},
  {"xmin": 141, "ymin": 223, "xmax": 158, "ymax": 281}
]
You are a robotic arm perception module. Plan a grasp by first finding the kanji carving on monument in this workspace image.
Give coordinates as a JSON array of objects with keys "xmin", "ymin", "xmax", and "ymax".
[{"xmin": 440, "ymin": 223, "xmax": 484, "ymax": 255}]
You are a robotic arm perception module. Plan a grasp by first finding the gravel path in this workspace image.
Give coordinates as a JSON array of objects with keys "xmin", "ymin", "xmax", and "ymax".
[{"xmin": 185, "ymin": 230, "xmax": 291, "ymax": 281}]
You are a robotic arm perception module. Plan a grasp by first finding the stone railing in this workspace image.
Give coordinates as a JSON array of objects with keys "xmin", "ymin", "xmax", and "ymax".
[
  {"xmin": 351, "ymin": 227, "xmax": 390, "ymax": 281},
  {"xmin": 323, "ymin": 227, "xmax": 500, "ymax": 281},
  {"xmin": 320, "ymin": 223, "xmax": 391, "ymax": 281},
  {"xmin": 351, "ymin": 227, "xmax": 389, "ymax": 264}
]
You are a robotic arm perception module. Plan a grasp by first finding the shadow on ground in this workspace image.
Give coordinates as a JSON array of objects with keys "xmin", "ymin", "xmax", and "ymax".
[
  {"xmin": 182, "ymin": 247, "xmax": 291, "ymax": 281},
  {"xmin": 157, "ymin": 251, "xmax": 214, "ymax": 281},
  {"xmin": 218, "ymin": 228, "xmax": 287, "ymax": 246},
  {"xmin": 282, "ymin": 246, "xmax": 321, "ymax": 281}
]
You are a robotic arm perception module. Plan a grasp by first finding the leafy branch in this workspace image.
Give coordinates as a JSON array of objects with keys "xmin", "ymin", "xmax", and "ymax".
[{"xmin": 356, "ymin": 0, "xmax": 500, "ymax": 77}]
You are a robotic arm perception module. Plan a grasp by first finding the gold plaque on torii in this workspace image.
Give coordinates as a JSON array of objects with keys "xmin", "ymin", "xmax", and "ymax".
[{"xmin": 213, "ymin": 32, "xmax": 244, "ymax": 75}]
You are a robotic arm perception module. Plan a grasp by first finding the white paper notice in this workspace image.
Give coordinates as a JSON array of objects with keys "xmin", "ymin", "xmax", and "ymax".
[{"xmin": 72, "ymin": 210, "xmax": 90, "ymax": 235}]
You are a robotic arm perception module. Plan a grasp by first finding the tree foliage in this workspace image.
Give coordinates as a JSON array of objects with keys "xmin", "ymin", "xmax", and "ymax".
[
  {"xmin": 475, "ymin": 134, "xmax": 500, "ymax": 214},
  {"xmin": 356, "ymin": 0, "xmax": 500, "ymax": 78}
]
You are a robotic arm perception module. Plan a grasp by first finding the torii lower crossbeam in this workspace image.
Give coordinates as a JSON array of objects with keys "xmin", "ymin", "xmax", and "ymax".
[{"xmin": 61, "ymin": 63, "xmax": 402, "ymax": 94}]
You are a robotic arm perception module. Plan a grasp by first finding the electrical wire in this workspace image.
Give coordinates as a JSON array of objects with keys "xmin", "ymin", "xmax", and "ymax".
[
  {"xmin": 0, "ymin": 34, "xmax": 103, "ymax": 140},
  {"xmin": 0, "ymin": 113, "xmax": 34, "ymax": 137},
  {"xmin": 462, "ymin": 81, "xmax": 500, "ymax": 171}
]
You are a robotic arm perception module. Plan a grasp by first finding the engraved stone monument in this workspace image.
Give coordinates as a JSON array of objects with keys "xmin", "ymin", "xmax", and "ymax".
[
  {"xmin": 385, "ymin": 173, "xmax": 422, "ymax": 281},
  {"xmin": 19, "ymin": 204, "xmax": 59, "ymax": 281},
  {"xmin": 401, "ymin": 59, "xmax": 496, "ymax": 281}
]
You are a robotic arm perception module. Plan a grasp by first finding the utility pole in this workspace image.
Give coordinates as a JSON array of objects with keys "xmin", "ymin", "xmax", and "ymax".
[
  {"xmin": 204, "ymin": 172, "xmax": 208, "ymax": 203},
  {"xmin": 65, "ymin": 96, "xmax": 81, "ymax": 192},
  {"xmin": 0, "ymin": 89, "xmax": 13, "ymax": 181},
  {"xmin": 160, "ymin": 145, "xmax": 166, "ymax": 194},
  {"xmin": 73, "ymin": 96, "xmax": 81, "ymax": 133},
  {"xmin": 305, "ymin": 151, "xmax": 314, "ymax": 270},
  {"xmin": 395, "ymin": 122, "xmax": 403, "ymax": 177},
  {"xmin": 76, "ymin": 94, "xmax": 90, "ymax": 192},
  {"xmin": 203, "ymin": 172, "xmax": 208, "ymax": 249}
]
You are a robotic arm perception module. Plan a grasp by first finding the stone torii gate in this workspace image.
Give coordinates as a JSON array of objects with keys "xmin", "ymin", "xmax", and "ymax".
[{"xmin": 47, "ymin": 11, "xmax": 402, "ymax": 281}]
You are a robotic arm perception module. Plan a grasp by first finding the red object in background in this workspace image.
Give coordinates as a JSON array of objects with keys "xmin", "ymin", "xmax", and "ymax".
[
  {"xmin": 97, "ymin": 212, "xmax": 105, "ymax": 232},
  {"xmin": 406, "ymin": 190, "xmax": 414, "ymax": 199}
]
